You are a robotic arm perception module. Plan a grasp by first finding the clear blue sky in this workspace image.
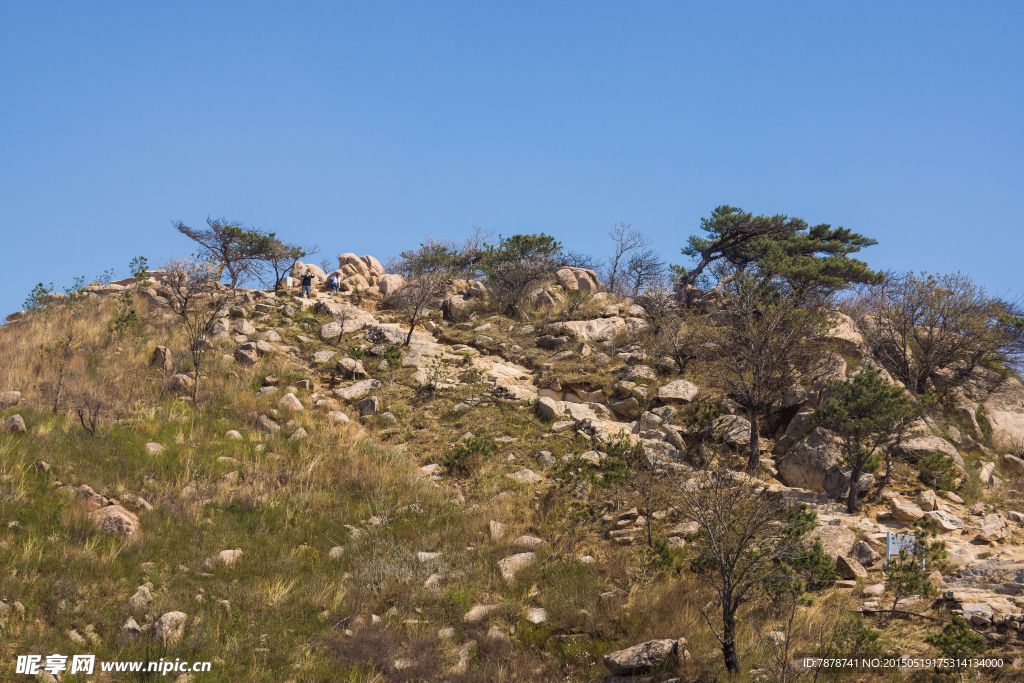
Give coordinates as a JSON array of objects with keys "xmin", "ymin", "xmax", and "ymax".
[{"xmin": 2, "ymin": 2, "xmax": 1022, "ymax": 316}]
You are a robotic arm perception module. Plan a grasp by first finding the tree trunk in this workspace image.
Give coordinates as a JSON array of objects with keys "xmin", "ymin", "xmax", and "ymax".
[
  {"xmin": 873, "ymin": 452, "xmax": 893, "ymax": 502},
  {"xmin": 722, "ymin": 599, "xmax": 740, "ymax": 673},
  {"xmin": 405, "ymin": 307, "xmax": 419, "ymax": 346},
  {"xmin": 746, "ymin": 411, "xmax": 761, "ymax": 473},
  {"xmin": 846, "ymin": 465, "xmax": 862, "ymax": 514}
]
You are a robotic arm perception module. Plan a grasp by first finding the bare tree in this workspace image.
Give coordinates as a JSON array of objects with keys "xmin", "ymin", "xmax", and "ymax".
[
  {"xmin": 623, "ymin": 247, "xmax": 666, "ymax": 298},
  {"xmin": 670, "ymin": 466, "xmax": 817, "ymax": 674},
  {"xmin": 691, "ymin": 274, "xmax": 839, "ymax": 472},
  {"xmin": 158, "ymin": 257, "xmax": 235, "ymax": 401},
  {"xmin": 258, "ymin": 239, "xmax": 319, "ymax": 289},
  {"xmin": 602, "ymin": 222, "xmax": 649, "ymax": 294},
  {"xmin": 39, "ymin": 306, "xmax": 84, "ymax": 414},
  {"xmin": 856, "ymin": 271, "xmax": 1024, "ymax": 397}
]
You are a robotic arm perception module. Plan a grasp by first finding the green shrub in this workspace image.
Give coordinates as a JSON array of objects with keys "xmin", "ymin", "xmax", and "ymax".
[
  {"xmin": 443, "ymin": 436, "xmax": 492, "ymax": 475},
  {"xmin": 918, "ymin": 452, "xmax": 959, "ymax": 491}
]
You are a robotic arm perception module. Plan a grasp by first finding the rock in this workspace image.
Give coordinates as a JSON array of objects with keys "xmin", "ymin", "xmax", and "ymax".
[
  {"xmin": 218, "ymin": 548, "xmax": 243, "ymax": 566},
  {"xmin": 946, "ymin": 491, "xmax": 964, "ymax": 504},
  {"xmin": 328, "ymin": 546, "xmax": 344, "ymax": 559},
  {"xmin": 852, "ymin": 541, "xmax": 881, "ymax": 566},
  {"xmin": 545, "ymin": 317, "xmax": 626, "ymax": 342},
  {"xmin": 357, "ymin": 395, "xmax": 380, "ymax": 417},
  {"xmin": 91, "ymin": 505, "xmax": 140, "ymax": 538},
  {"xmin": 489, "ymin": 520, "xmax": 506, "ymax": 540},
  {"xmin": 278, "ymin": 393, "xmax": 304, "ymax": 411},
  {"xmin": 326, "ymin": 411, "xmax": 351, "ymax": 424},
  {"xmin": 979, "ymin": 461, "xmax": 997, "ymax": 486},
  {"xmin": 915, "ymin": 490, "xmax": 938, "ymax": 512},
  {"xmin": 515, "ymin": 535, "xmax": 547, "ymax": 547},
  {"xmin": 508, "ymin": 469, "xmax": 544, "ymax": 484},
  {"xmin": 168, "ymin": 374, "xmax": 195, "ymax": 392},
  {"xmin": 256, "ymin": 329, "xmax": 280, "ymax": 343},
  {"xmin": 622, "ymin": 365, "xmax": 657, "ymax": 382},
  {"xmin": 417, "ymin": 551, "xmax": 441, "ymax": 562},
  {"xmin": 863, "ymin": 583, "xmax": 886, "ymax": 598},
  {"xmin": 898, "ymin": 436, "xmax": 962, "ymax": 465},
  {"xmin": 806, "ymin": 526, "xmax": 856, "ymax": 560},
  {"xmin": 337, "ymin": 357, "xmax": 367, "ymax": 377},
  {"xmin": 777, "ymin": 428, "xmax": 842, "ymax": 491},
  {"xmin": 1, "ymin": 415, "xmax": 27, "ymax": 433},
  {"xmin": 128, "ymin": 586, "xmax": 153, "ymax": 609},
  {"xmin": 419, "ymin": 463, "xmax": 445, "ymax": 476},
  {"xmin": 609, "ymin": 397, "xmax": 642, "ymax": 420},
  {"xmin": 923, "ymin": 509, "xmax": 964, "ymax": 532},
  {"xmin": 145, "ymin": 442, "xmax": 165, "ymax": 455},
  {"xmin": 524, "ymin": 607, "xmax": 547, "ymax": 624},
  {"xmin": 313, "ymin": 350, "xmax": 336, "ymax": 364},
  {"xmin": 982, "ymin": 377, "xmax": 1024, "ymax": 449},
  {"xmin": 150, "ymin": 346, "xmax": 174, "ymax": 372},
  {"xmin": 889, "ymin": 499, "xmax": 925, "ymax": 522},
  {"xmin": 232, "ymin": 319, "xmax": 256, "ymax": 335},
  {"xmin": 35, "ymin": 460, "xmax": 50, "ymax": 472},
  {"xmin": 119, "ymin": 617, "xmax": 142, "ymax": 641},
  {"xmin": 656, "ymin": 379, "xmax": 698, "ymax": 404},
  {"xmin": 378, "ymin": 273, "xmax": 406, "ymax": 294},
  {"xmin": 334, "ymin": 379, "xmax": 383, "ymax": 401},
  {"xmin": 463, "ymin": 604, "xmax": 499, "ymax": 623},
  {"xmin": 154, "ymin": 611, "xmax": 188, "ymax": 645},
  {"xmin": 257, "ymin": 415, "xmax": 281, "ymax": 432},
  {"xmin": 602, "ymin": 639, "xmax": 677, "ymax": 676},
  {"xmin": 498, "ymin": 552, "xmax": 536, "ymax": 581},
  {"xmin": 836, "ymin": 555, "xmax": 868, "ymax": 579},
  {"xmin": 234, "ymin": 347, "xmax": 258, "ymax": 365},
  {"xmin": 979, "ymin": 514, "xmax": 1010, "ymax": 542}
]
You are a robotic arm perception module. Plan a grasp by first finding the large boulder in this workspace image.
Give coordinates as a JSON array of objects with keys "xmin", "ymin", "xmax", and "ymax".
[
  {"xmin": 898, "ymin": 435, "xmax": 962, "ymax": 466},
  {"xmin": 889, "ymin": 499, "xmax": 925, "ymax": 522},
  {"xmin": 602, "ymin": 639, "xmax": 677, "ymax": 676},
  {"xmin": 777, "ymin": 428, "xmax": 841, "ymax": 490},
  {"xmin": 656, "ymin": 380, "xmax": 698, "ymax": 404},
  {"xmin": 555, "ymin": 267, "xmax": 600, "ymax": 294},
  {"xmin": 378, "ymin": 274, "xmax": 406, "ymax": 295},
  {"xmin": 153, "ymin": 611, "xmax": 188, "ymax": 645},
  {"xmin": 806, "ymin": 525, "xmax": 856, "ymax": 560},
  {"xmin": 0, "ymin": 390, "xmax": 21, "ymax": 408},
  {"xmin": 545, "ymin": 317, "xmax": 626, "ymax": 342},
  {"xmin": 334, "ymin": 379, "xmax": 383, "ymax": 401},
  {"xmin": 982, "ymin": 378, "xmax": 1024, "ymax": 450}
]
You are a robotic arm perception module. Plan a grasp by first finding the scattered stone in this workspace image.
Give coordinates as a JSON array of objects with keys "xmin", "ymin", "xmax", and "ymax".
[
  {"xmin": 836, "ymin": 555, "xmax": 868, "ymax": 579},
  {"xmin": 232, "ymin": 319, "xmax": 256, "ymax": 335},
  {"xmin": 334, "ymin": 379, "xmax": 383, "ymax": 401},
  {"xmin": 0, "ymin": 414, "xmax": 27, "ymax": 433},
  {"xmin": 289, "ymin": 427, "xmax": 308, "ymax": 439},
  {"xmin": 35, "ymin": 460, "xmax": 50, "ymax": 472},
  {"xmin": 128, "ymin": 586, "xmax": 153, "ymax": 609},
  {"xmin": 328, "ymin": 546, "xmax": 344, "ymax": 559},
  {"xmin": 524, "ymin": 607, "xmax": 547, "ymax": 624},
  {"xmin": 119, "ymin": 617, "xmax": 142, "ymax": 641},
  {"xmin": 154, "ymin": 611, "xmax": 188, "ymax": 645},
  {"xmin": 806, "ymin": 525, "xmax": 856, "ymax": 560},
  {"xmin": 257, "ymin": 415, "xmax": 281, "ymax": 432},
  {"xmin": 603, "ymin": 639, "xmax": 677, "ymax": 676},
  {"xmin": 508, "ymin": 468, "xmax": 544, "ymax": 484},
  {"xmin": 463, "ymin": 604, "xmax": 498, "ymax": 623},
  {"xmin": 915, "ymin": 490, "xmax": 938, "ymax": 512},
  {"xmin": 657, "ymin": 379, "xmax": 698, "ymax": 403},
  {"xmin": 851, "ymin": 541, "xmax": 881, "ymax": 566},
  {"xmin": 91, "ymin": 505, "xmax": 140, "ymax": 538},
  {"xmin": 889, "ymin": 499, "xmax": 925, "ymax": 522},
  {"xmin": 279, "ymin": 393, "xmax": 304, "ymax": 411},
  {"xmin": 498, "ymin": 552, "xmax": 536, "ymax": 581},
  {"xmin": 145, "ymin": 442, "xmax": 165, "ymax": 455},
  {"xmin": 489, "ymin": 520, "xmax": 506, "ymax": 540},
  {"xmin": 326, "ymin": 411, "xmax": 351, "ymax": 424},
  {"xmin": 924, "ymin": 509, "xmax": 964, "ymax": 531},
  {"xmin": 863, "ymin": 583, "xmax": 885, "ymax": 598},
  {"xmin": 225, "ymin": 430, "xmax": 242, "ymax": 439}
]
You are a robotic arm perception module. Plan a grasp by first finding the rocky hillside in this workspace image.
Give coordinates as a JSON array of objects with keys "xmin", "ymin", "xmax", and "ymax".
[{"xmin": 3, "ymin": 254, "xmax": 1024, "ymax": 682}]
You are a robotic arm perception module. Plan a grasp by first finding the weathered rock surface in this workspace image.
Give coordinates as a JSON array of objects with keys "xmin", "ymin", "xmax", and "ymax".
[
  {"xmin": 0, "ymin": 414, "xmax": 26, "ymax": 433},
  {"xmin": 656, "ymin": 379, "xmax": 698, "ymax": 404},
  {"xmin": 91, "ymin": 505, "xmax": 140, "ymax": 538},
  {"xmin": 154, "ymin": 611, "xmax": 187, "ymax": 645},
  {"xmin": 498, "ymin": 552, "xmax": 535, "ymax": 581},
  {"xmin": 806, "ymin": 525, "xmax": 856, "ymax": 560},
  {"xmin": 602, "ymin": 639, "xmax": 677, "ymax": 675}
]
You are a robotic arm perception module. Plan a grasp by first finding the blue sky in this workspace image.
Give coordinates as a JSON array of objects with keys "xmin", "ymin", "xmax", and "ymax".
[{"xmin": 1, "ymin": 2, "xmax": 1022, "ymax": 315}]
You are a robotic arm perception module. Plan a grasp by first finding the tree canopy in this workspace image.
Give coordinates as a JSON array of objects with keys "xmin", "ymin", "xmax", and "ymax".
[{"xmin": 674, "ymin": 205, "xmax": 881, "ymax": 296}]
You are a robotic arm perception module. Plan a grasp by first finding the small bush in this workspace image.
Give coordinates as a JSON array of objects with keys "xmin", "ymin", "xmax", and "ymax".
[
  {"xmin": 918, "ymin": 452, "xmax": 959, "ymax": 491},
  {"xmin": 443, "ymin": 436, "xmax": 492, "ymax": 475}
]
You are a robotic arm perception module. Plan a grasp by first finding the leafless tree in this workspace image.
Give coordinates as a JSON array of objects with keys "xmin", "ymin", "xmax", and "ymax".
[
  {"xmin": 602, "ymin": 222, "xmax": 650, "ymax": 294},
  {"xmin": 691, "ymin": 273, "xmax": 839, "ymax": 472},
  {"xmin": 39, "ymin": 305, "xmax": 84, "ymax": 414},
  {"xmin": 856, "ymin": 271, "xmax": 1024, "ymax": 397},
  {"xmin": 670, "ymin": 466, "xmax": 817, "ymax": 674},
  {"xmin": 158, "ymin": 257, "xmax": 235, "ymax": 401},
  {"xmin": 390, "ymin": 237, "xmax": 462, "ymax": 346},
  {"xmin": 623, "ymin": 248, "xmax": 666, "ymax": 298},
  {"xmin": 258, "ymin": 239, "xmax": 319, "ymax": 289}
]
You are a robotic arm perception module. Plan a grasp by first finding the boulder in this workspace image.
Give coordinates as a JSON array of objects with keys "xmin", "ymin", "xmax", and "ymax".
[
  {"xmin": 234, "ymin": 347, "xmax": 258, "ymax": 365},
  {"xmin": 0, "ymin": 390, "xmax": 21, "ymax": 408},
  {"xmin": 836, "ymin": 555, "xmax": 868, "ymax": 579},
  {"xmin": 119, "ymin": 617, "xmax": 142, "ymax": 642},
  {"xmin": 326, "ymin": 411, "xmax": 351, "ymax": 424},
  {"xmin": 806, "ymin": 525, "xmax": 856, "ymax": 560},
  {"xmin": 337, "ymin": 357, "xmax": 367, "ymax": 378},
  {"xmin": 602, "ymin": 639, "xmax": 677, "ymax": 676},
  {"xmin": 168, "ymin": 374, "xmax": 195, "ymax": 392},
  {"xmin": 545, "ymin": 317, "xmax": 626, "ymax": 342},
  {"xmin": 358, "ymin": 396, "xmax": 381, "ymax": 417},
  {"xmin": 278, "ymin": 393, "xmax": 304, "ymax": 411},
  {"xmin": 378, "ymin": 274, "xmax": 406, "ymax": 295},
  {"xmin": 852, "ymin": 541, "xmax": 880, "ymax": 566},
  {"xmin": 609, "ymin": 397, "xmax": 642, "ymax": 420},
  {"xmin": 127, "ymin": 586, "xmax": 152, "ymax": 609},
  {"xmin": 508, "ymin": 469, "xmax": 544, "ymax": 484},
  {"xmin": 982, "ymin": 377, "xmax": 1024, "ymax": 449},
  {"xmin": 150, "ymin": 346, "xmax": 174, "ymax": 372},
  {"xmin": 889, "ymin": 499, "xmax": 925, "ymax": 522},
  {"xmin": 153, "ymin": 611, "xmax": 188, "ymax": 645},
  {"xmin": 232, "ymin": 319, "xmax": 256, "ymax": 335},
  {"xmin": 334, "ymin": 379, "xmax": 383, "ymax": 401},
  {"xmin": 91, "ymin": 505, "xmax": 140, "ymax": 538},
  {"xmin": 656, "ymin": 380, "xmax": 698, "ymax": 404},
  {"xmin": 463, "ymin": 604, "xmax": 499, "ymax": 623},
  {"xmin": 915, "ymin": 490, "xmax": 938, "ymax": 512},
  {"xmin": 898, "ymin": 436, "xmax": 962, "ymax": 466},
  {"xmin": 777, "ymin": 428, "xmax": 842, "ymax": 491},
  {"xmin": 924, "ymin": 509, "xmax": 964, "ymax": 532},
  {"xmin": 0, "ymin": 415, "xmax": 26, "ymax": 433}
]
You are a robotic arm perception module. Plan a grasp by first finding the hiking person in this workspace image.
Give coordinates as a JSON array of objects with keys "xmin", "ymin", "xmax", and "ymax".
[
  {"xmin": 300, "ymin": 268, "xmax": 314, "ymax": 298},
  {"xmin": 327, "ymin": 272, "xmax": 339, "ymax": 294}
]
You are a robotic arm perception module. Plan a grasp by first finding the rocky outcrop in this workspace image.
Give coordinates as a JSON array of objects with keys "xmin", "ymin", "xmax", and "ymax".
[
  {"xmin": 602, "ymin": 639, "xmax": 678, "ymax": 676},
  {"xmin": 777, "ymin": 428, "xmax": 841, "ymax": 491}
]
